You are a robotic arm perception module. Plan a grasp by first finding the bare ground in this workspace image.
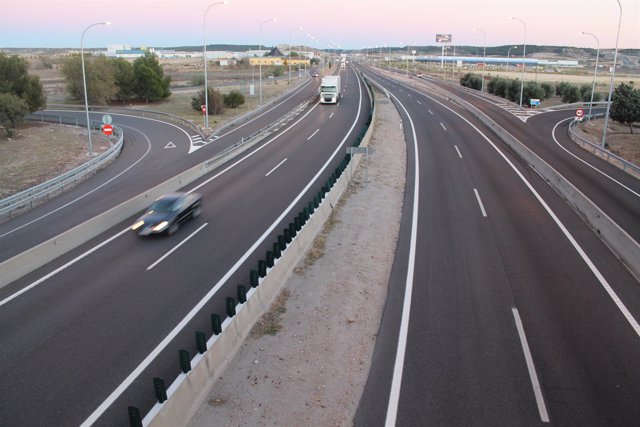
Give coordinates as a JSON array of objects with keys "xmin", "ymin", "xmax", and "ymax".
[{"xmin": 188, "ymin": 95, "xmax": 407, "ymax": 427}]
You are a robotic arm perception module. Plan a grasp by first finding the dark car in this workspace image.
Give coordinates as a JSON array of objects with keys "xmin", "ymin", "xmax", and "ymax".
[{"xmin": 131, "ymin": 192, "xmax": 202, "ymax": 236}]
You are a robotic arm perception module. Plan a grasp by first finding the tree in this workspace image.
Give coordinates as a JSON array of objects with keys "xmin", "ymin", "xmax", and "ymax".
[
  {"xmin": 61, "ymin": 54, "xmax": 116, "ymax": 104},
  {"xmin": 112, "ymin": 58, "xmax": 135, "ymax": 103},
  {"xmin": 223, "ymin": 90, "xmax": 245, "ymax": 108},
  {"xmin": 561, "ymin": 84, "xmax": 581, "ymax": 103},
  {"xmin": 522, "ymin": 81, "xmax": 545, "ymax": 106},
  {"xmin": 0, "ymin": 93, "xmax": 30, "ymax": 135},
  {"xmin": 132, "ymin": 52, "xmax": 171, "ymax": 102},
  {"xmin": 0, "ymin": 52, "xmax": 46, "ymax": 112},
  {"xmin": 610, "ymin": 82, "xmax": 640, "ymax": 134},
  {"xmin": 272, "ymin": 66, "xmax": 284, "ymax": 77},
  {"xmin": 192, "ymin": 88, "xmax": 224, "ymax": 115},
  {"xmin": 506, "ymin": 79, "xmax": 521, "ymax": 102},
  {"xmin": 541, "ymin": 82, "xmax": 555, "ymax": 99},
  {"xmin": 460, "ymin": 73, "xmax": 482, "ymax": 90},
  {"xmin": 488, "ymin": 77, "xmax": 507, "ymax": 98}
]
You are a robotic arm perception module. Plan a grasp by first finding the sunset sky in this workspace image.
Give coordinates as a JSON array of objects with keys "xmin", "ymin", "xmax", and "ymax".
[{"xmin": 1, "ymin": 0, "xmax": 638, "ymax": 50}]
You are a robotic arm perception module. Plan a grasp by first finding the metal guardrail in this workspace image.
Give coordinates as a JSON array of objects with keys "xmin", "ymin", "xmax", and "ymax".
[
  {"xmin": 0, "ymin": 116, "xmax": 124, "ymax": 220},
  {"xmin": 568, "ymin": 114, "xmax": 640, "ymax": 176}
]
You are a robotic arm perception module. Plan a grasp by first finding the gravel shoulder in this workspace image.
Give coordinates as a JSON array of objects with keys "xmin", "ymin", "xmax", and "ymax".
[{"xmin": 187, "ymin": 94, "xmax": 407, "ymax": 426}]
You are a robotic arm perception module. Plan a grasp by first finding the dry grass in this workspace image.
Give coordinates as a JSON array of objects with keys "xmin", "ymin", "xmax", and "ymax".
[
  {"xmin": 250, "ymin": 288, "xmax": 291, "ymax": 337},
  {"xmin": 577, "ymin": 120, "xmax": 640, "ymax": 166}
]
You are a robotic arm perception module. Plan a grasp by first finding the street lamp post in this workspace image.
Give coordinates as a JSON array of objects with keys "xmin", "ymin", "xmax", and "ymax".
[
  {"xmin": 580, "ymin": 31, "xmax": 600, "ymax": 123},
  {"xmin": 474, "ymin": 28, "xmax": 487, "ymax": 92},
  {"xmin": 81, "ymin": 21, "xmax": 110, "ymax": 156},
  {"xmin": 602, "ymin": 0, "xmax": 622, "ymax": 148},
  {"xmin": 289, "ymin": 26, "xmax": 303, "ymax": 86},
  {"xmin": 202, "ymin": 0, "xmax": 228, "ymax": 129},
  {"xmin": 506, "ymin": 46, "xmax": 517, "ymax": 72},
  {"xmin": 511, "ymin": 16, "xmax": 527, "ymax": 108},
  {"xmin": 258, "ymin": 17, "xmax": 276, "ymax": 106}
]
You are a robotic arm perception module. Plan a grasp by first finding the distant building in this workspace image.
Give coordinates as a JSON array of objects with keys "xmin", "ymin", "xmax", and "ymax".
[{"xmin": 249, "ymin": 47, "xmax": 309, "ymax": 66}]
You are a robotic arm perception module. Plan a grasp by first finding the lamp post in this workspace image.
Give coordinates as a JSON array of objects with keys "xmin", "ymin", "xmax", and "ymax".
[
  {"xmin": 289, "ymin": 26, "xmax": 303, "ymax": 86},
  {"xmin": 202, "ymin": 0, "xmax": 228, "ymax": 129},
  {"xmin": 81, "ymin": 21, "xmax": 110, "ymax": 156},
  {"xmin": 580, "ymin": 31, "xmax": 600, "ymax": 123},
  {"xmin": 474, "ymin": 28, "xmax": 487, "ymax": 92},
  {"xmin": 510, "ymin": 16, "xmax": 527, "ymax": 108},
  {"xmin": 506, "ymin": 45, "xmax": 517, "ymax": 72},
  {"xmin": 258, "ymin": 17, "xmax": 276, "ymax": 105},
  {"xmin": 602, "ymin": 0, "xmax": 622, "ymax": 148}
]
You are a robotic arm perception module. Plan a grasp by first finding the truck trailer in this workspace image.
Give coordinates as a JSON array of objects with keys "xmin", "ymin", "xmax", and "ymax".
[{"xmin": 319, "ymin": 75, "xmax": 341, "ymax": 104}]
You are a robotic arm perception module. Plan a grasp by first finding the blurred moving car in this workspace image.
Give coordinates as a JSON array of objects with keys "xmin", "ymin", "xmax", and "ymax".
[
  {"xmin": 312, "ymin": 72, "xmax": 319, "ymax": 77},
  {"xmin": 131, "ymin": 192, "xmax": 202, "ymax": 236}
]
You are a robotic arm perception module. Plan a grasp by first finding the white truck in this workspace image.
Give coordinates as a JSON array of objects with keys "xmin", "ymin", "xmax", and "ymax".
[{"xmin": 319, "ymin": 75, "xmax": 341, "ymax": 104}]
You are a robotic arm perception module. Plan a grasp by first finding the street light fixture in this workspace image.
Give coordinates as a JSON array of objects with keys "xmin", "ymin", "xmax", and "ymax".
[
  {"xmin": 510, "ymin": 16, "xmax": 527, "ymax": 108},
  {"xmin": 580, "ymin": 31, "xmax": 600, "ymax": 123},
  {"xmin": 474, "ymin": 28, "xmax": 487, "ymax": 92},
  {"xmin": 602, "ymin": 0, "xmax": 622, "ymax": 148},
  {"xmin": 506, "ymin": 45, "xmax": 517, "ymax": 72},
  {"xmin": 202, "ymin": 0, "xmax": 228, "ymax": 129},
  {"xmin": 258, "ymin": 17, "xmax": 276, "ymax": 106},
  {"xmin": 81, "ymin": 21, "xmax": 110, "ymax": 156},
  {"xmin": 289, "ymin": 26, "xmax": 303, "ymax": 86}
]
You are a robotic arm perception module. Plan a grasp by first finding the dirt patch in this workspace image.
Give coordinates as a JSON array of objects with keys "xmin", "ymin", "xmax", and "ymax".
[
  {"xmin": 188, "ymin": 93, "xmax": 406, "ymax": 427},
  {"xmin": 576, "ymin": 119, "xmax": 640, "ymax": 167},
  {"xmin": 0, "ymin": 122, "xmax": 113, "ymax": 199}
]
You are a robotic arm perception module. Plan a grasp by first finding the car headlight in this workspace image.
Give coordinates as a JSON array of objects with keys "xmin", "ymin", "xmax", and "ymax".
[
  {"xmin": 152, "ymin": 221, "xmax": 169, "ymax": 232},
  {"xmin": 131, "ymin": 220, "xmax": 145, "ymax": 231}
]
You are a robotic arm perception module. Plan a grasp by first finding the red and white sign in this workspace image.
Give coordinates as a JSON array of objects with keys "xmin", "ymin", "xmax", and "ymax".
[
  {"xmin": 576, "ymin": 108, "xmax": 585, "ymax": 118},
  {"xmin": 201, "ymin": 104, "xmax": 207, "ymax": 115},
  {"xmin": 102, "ymin": 124, "xmax": 113, "ymax": 136}
]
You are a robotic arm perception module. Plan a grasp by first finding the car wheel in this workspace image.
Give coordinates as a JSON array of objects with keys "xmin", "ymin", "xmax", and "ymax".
[
  {"xmin": 192, "ymin": 205, "xmax": 202, "ymax": 219},
  {"xmin": 167, "ymin": 222, "xmax": 179, "ymax": 235}
]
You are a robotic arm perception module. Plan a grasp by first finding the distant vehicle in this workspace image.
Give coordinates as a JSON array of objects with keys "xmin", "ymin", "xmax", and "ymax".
[
  {"xmin": 417, "ymin": 72, "xmax": 423, "ymax": 77},
  {"xmin": 131, "ymin": 192, "xmax": 202, "ymax": 236},
  {"xmin": 320, "ymin": 75, "xmax": 341, "ymax": 104},
  {"xmin": 312, "ymin": 72, "xmax": 319, "ymax": 77}
]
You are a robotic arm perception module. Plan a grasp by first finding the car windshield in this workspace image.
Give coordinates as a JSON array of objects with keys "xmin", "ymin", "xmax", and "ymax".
[
  {"xmin": 321, "ymin": 85, "xmax": 336, "ymax": 93},
  {"xmin": 149, "ymin": 198, "xmax": 177, "ymax": 213}
]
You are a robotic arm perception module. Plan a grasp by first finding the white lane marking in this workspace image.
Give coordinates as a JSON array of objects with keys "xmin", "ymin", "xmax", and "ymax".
[
  {"xmin": 307, "ymin": 128, "xmax": 320, "ymax": 140},
  {"xmin": 146, "ymin": 223, "xmax": 208, "ymax": 271},
  {"xmin": 552, "ymin": 118, "xmax": 640, "ymax": 199},
  {"xmin": 381, "ymin": 86, "xmax": 420, "ymax": 427},
  {"xmin": 265, "ymin": 158, "xmax": 288, "ymax": 177},
  {"xmin": 80, "ymin": 64, "xmax": 365, "ymax": 427},
  {"xmin": 0, "ymin": 228, "xmax": 130, "ymax": 307},
  {"xmin": 474, "ymin": 188, "xmax": 487, "ymax": 217},
  {"xmin": 329, "ymin": 112, "xmax": 335, "ymax": 119},
  {"xmin": 164, "ymin": 141, "xmax": 176, "ymax": 149},
  {"xmin": 440, "ymin": 122, "xmax": 447, "ymax": 131},
  {"xmin": 0, "ymin": 124, "xmax": 152, "ymax": 241},
  {"xmin": 428, "ymin": 109, "xmax": 434, "ymax": 115},
  {"xmin": 512, "ymin": 308, "xmax": 550, "ymax": 423},
  {"xmin": 417, "ymin": 100, "xmax": 422, "ymax": 105},
  {"xmin": 455, "ymin": 145, "xmax": 463, "ymax": 158}
]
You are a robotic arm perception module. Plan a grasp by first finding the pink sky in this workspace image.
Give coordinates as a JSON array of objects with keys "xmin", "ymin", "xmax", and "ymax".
[{"xmin": 1, "ymin": 0, "xmax": 638, "ymax": 49}]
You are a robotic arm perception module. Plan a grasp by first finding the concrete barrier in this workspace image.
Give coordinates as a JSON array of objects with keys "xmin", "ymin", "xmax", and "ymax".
[
  {"xmin": 445, "ymin": 90, "xmax": 640, "ymax": 280},
  {"xmin": 143, "ymin": 91, "xmax": 376, "ymax": 427}
]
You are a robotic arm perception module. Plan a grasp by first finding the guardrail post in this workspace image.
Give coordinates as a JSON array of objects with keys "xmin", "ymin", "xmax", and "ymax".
[
  {"xmin": 284, "ymin": 228, "xmax": 292, "ymax": 244},
  {"xmin": 258, "ymin": 260, "xmax": 267, "ymax": 277},
  {"xmin": 294, "ymin": 217, "xmax": 301, "ymax": 232},
  {"xmin": 196, "ymin": 331, "xmax": 207, "ymax": 354},
  {"xmin": 266, "ymin": 250, "xmax": 274, "ymax": 268},
  {"xmin": 278, "ymin": 234, "xmax": 286, "ymax": 251},
  {"xmin": 273, "ymin": 242, "xmax": 281, "ymax": 259},
  {"xmin": 237, "ymin": 285, "xmax": 247, "ymax": 303},
  {"xmin": 250, "ymin": 269, "xmax": 259, "ymax": 287},
  {"xmin": 289, "ymin": 222, "xmax": 297, "ymax": 237},
  {"xmin": 211, "ymin": 314, "xmax": 222, "ymax": 334},
  {"xmin": 226, "ymin": 297, "xmax": 236, "ymax": 317},
  {"xmin": 153, "ymin": 378, "xmax": 168, "ymax": 403},
  {"xmin": 179, "ymin": 349, "xmax": 191, "ymax": 373},
  {"xmin": 128, "ymin": 406, "xmax": 143, "ymax": 427}
]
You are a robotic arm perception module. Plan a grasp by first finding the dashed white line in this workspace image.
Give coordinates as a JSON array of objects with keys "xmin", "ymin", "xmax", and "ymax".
[
  {"xmin": 474, "ymin": 188, "xmax": 487, "ymax": 217},
  {"xmin": 440, "ymin": 122, "xmax": 447, "ymax": 131},
  {"xmin": 512, "ymin": 308, "xmax": 550, "ymax": 423},
  {"xmin": 329, "ymin": 112, "xmax": 335, "ymax": 119},
  {"xmin": 307, "ymin": 128, "xmax": 320, "ymax": 140},
  {"xmin": 265, "ymin": 158, "xmax": 288, "ymax": 177},
  {"xmin": 147, "ymin": 223, "xmax": 209, "ymax": 271},
  {"xmin": 428, "ymin": 109, "xmax": 434, "ymax": 115},
  {"xmin": 417, "ymin": 100, "xmax": 422, "ymax": 105},
  {"xmin": 454, "ymin": 145, "xmax": 463, "ymax": 158}
]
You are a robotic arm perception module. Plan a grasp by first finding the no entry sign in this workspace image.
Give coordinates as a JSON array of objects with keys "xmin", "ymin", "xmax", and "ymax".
[{"xmin": 102, "ymin": 124, "xmax": 113, "ymax": 136}]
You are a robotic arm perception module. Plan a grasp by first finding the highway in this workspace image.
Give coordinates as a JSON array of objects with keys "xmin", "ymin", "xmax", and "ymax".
[
  {"xmin": 354, "ymin": 65, "xmax": 640, "ymax": 426},
  {"xmin": 0, "ymin": 65, "xmax": 371, "ymax": 425}
]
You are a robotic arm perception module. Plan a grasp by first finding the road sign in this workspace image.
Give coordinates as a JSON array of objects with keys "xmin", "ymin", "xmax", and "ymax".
[
  {"xmin": 530, "ymin": 98, "xmax": 541, "ymax": 106},
  {"xmin": 201, "ymin": 104, "xmax": 207, "ymax": 115},
  {"xmin": 101, "ymin": 114, "xmax": 112, "ymax": 125},
  {"xmin": 102, "ymin": 124, "xmax": 113, "ymax": 136},
  {"xmin": 436, "ymin": 34, "xmax": 452, "ymax": 43},
  {"xmin": 576, "ymin": 108, "xmax": 585, "ymax": 118}
]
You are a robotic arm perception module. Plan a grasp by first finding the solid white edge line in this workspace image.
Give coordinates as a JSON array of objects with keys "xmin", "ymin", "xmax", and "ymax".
[
  {"xmin": 80, "ymin": 65, "xmax": 365, "ymax": 427},
  {"xmin": 146, "ymin": 223, "xmax": 208, "ymax": 271},
  {"xmin": 440, "ymin": 122, "xmax": 447, "ymax": 131},
  {"xmin": 388, "ymin": 71, "xmax": 640, "ymax": 338},
  {"xmin": 307, "ymin": 128, "xmax": 320, "ymax": 140},
  {"xmin": 265, "ymin": 158, "xmax": 288, "ymax": 177},
  {"xmin": 329, "ymin": 112, "xmax": 335, "ymax": 119},
  {"xmin": 454, "ymin": 145, "xmax": 463, "ymax": 158},
  {"xmin": 0, "ymin": 228, "xmax": 130, "ymax": 307},
  {"xmin": 512, "ymin": 308, "xmax": 550, "ymax": 423},
  {"xmin": 380, "ymin": 84, "xmax": 420, "ymax": 427},
  {"xmin": 474, "ymin": 188, "xmax": 488, "ymax": 217},
  {"xmin": 552, "ymin": 118, "xmax": 640, "ymax": 199}
]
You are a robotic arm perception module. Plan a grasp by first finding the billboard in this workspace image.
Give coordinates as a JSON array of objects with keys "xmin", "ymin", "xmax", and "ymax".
[{"xmin": 436, "ymin": 34, "xmax": 452, "ymax": 43}]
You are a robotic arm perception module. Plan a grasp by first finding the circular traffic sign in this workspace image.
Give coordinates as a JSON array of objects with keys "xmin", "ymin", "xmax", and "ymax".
[
  {"xmin": 102, "ymin": 124, "xmax": 113, "ymax": 136},
  {"xmin": 576, "ymin": 108, "xmax": 585, "ymax": 118},
  {"xmin": 102, "ymin": 114, "xmax": 112, "ymax": 125}
]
